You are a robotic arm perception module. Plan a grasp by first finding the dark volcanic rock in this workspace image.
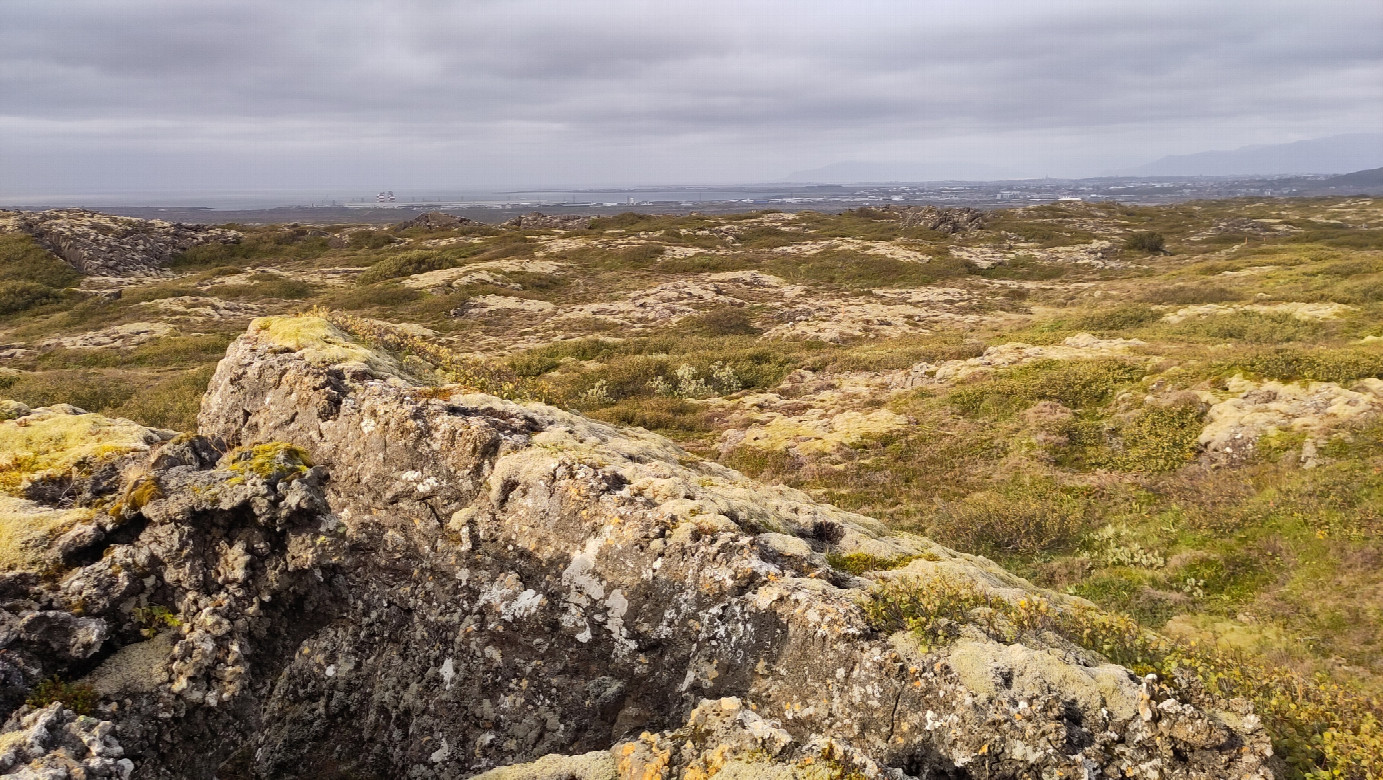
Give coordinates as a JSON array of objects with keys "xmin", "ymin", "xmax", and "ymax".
[
  {"xmin": 395, "ymin": 211, "xmax": 474, "ymax": 231},
  {"xmin": 503, "ymin": 212, "xmax": 592, "ymax": 230},
  {"xmin": 871, "ymin": 205, "xmax": 987, "ymax": 234},
  {"xmin": 7, "ymin": 208, "xmax": 240, "ymax": 277}
]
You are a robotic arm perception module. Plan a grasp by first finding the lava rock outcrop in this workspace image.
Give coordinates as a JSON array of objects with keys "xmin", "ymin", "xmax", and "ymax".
[
  {"xmin": 0, "ymin": 316, "xmax": 1277, "ymax": 778},
  {"xmin": 5, "ymin": 209, "xmax": 240, "ymax": 277}
]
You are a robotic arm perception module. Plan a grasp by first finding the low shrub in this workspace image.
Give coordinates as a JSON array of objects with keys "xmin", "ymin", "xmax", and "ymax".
[
  {"xmin": 0, "ymin": 233, "xmax": 80, "ymax": 288},
  {"xmin": 112, "ymin": 366, "xmax": 217, "ymax": 431},
  {"xmin": 1123, "ymin": 231, "xmax": 1167, "ymax": 254},
  {"xmin": 0, "ymin": 281, "xmax": 63, "ymax": 315},
  {"xmin": 946, "ymin": 359, "xmax": 1144, "ymax": 418},
  {"xmin": 1078, "ymin": 304, "xmax": 1161, "ymax": 331},
  {"xmin": 357, "ymin": 251, "xmax": 457, "ymax": 285},
  {"xmin": 678, "ymin": 306, "xmax": 762, "ymax": 337},
  {"xmin": 1137, "ymin": 284, "xmax": 1241, "ymax": 305},
  {"xmin": 926, "ymin": 478, "xmax": 1092, "ymax": 557},
  {"xmin": 26, "ymin": 677, "xmax": 99, "ymax": 715},
  {"xmin": 1226, "ymin": 347, "xmax": 1383, "ymax": 384},
  {"xmin": 1171, "ymin": 311, "xmax": 1320, "ymax": 343}
]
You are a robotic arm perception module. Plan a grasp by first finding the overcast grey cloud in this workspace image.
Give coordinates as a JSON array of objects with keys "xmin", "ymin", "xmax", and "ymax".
[{"xmin": 1, "ymin": 0, "xmax": 1380, "ymax": 198}]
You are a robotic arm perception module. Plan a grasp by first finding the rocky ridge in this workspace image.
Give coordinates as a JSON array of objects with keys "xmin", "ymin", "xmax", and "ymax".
[
  {"xmin": 0, "ymin": 317, "xmax": 1277, "ymax": 778},
  {"xmin": 2, "ymin": 209, "xmax": 240, "ymax": 277}
]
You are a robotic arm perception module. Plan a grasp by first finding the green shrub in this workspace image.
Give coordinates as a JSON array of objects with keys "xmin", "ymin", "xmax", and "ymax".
[
  {"xmin": 112, "ymin": 366, "xmax": 217, "ymax": 431},
  {"xmin": 0, "ymin": 370, "xmax": 136, "ymax": 412},
  {"xmin": 946, "ymin": 359, "xmax": 1144, "ymax": 417},
  {"xmin": 1124, "ymin": 231, "xmax": 1166, "ymax": 254},
  {"xmin": 1138, "ymin": 284, "xmax": 1241, "ymax": 305},
  {"xmin": 1171, "ymin": 311, "xmax": 1319, "ymax": 343},
  {"xmin": 927, "ymin": 478, "xmax": 1092, "ymax": 557},
  {"xmin": 678, "ymin": 306, "xmax": 761, "ymax": 336},
  {"xmin": 1227, "ymin": 347, "xmax": 1383, "ymax": 384},
  {"xmin": 357, "ymin": 251, "xmax": 457, "ymax": 285},
  {"xmin": 0, "ymin": 281, "xmax": 63, "ymax": 315},
  {"xmin": 0, "ymin": 233, "xmax": 80, "ymax": 288},
  {"xmin": 1110, "ymin": 401, "xmax": 1205, "ymax": 473},
  {"xmin": 209, "ymin": 275, "xmax": 316, "ymax": 300},
  {"xmin": 1078, "ymin": 304, "xmax": 1161, "ymax": 331},
  {"xmin": 26, "ymin": 677, "xmax": 98, "ymax": 715},
  {"xmin": 764, "ymin": 253, "xmax": 967, "ymax": 289},
  {"xmin": 170, "ymin": 228, "xmax": 329, "ymax": 269},
  {"xmin": 590, "ymin": 396, "xmax": 711, "ymax": 433}
]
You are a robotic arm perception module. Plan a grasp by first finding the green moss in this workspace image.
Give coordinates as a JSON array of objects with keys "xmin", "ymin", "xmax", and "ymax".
[
  {"xmin": 250, "ymin": 315, "xmax": 402, "ymax": 376},
  {"xmin": 26, "ymin": 676, "xmax": 99, "ymax": 715},
  {"xmin": 0, "ymin": 405, "xmax": 158, "ymax": 496},
  {"xmin": 946, "ymin": 359, "xmax": 1145, "ymax": 418},
  {"xmin": 824, "ymin": 551, "xmax": 925, "ymax": 575},
  {"xmin": 226, "ymin": 442, "xmax": 313, "ymax": 484}
]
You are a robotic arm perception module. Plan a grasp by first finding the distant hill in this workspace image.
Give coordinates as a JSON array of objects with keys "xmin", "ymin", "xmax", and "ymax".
[
  {"xmin": 1321, "ymin": 166, "xmax": 1383, "ymax": 188},
  {"xmin": 1126, "ymin": 133, "xmax": 1383, "ymax": 177},
  {"xmin": 784, "ymin": 160, "xmax": 1011, "ymax": 183}
]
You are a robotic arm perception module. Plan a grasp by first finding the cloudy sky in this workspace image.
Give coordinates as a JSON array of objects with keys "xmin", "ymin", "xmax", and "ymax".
[{"xmin": 2, "ymin": 0, "xmax": 1380, "ymax": 197}]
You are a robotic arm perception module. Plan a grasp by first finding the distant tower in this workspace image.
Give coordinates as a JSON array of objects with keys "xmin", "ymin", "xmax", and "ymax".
[
  {"xmin": 377, "ymin": 192, "xmax": 387, "ymax": 203},
  {"xmin": 387, "ymin": 191, "xmax": 396, "ymax": 203}
]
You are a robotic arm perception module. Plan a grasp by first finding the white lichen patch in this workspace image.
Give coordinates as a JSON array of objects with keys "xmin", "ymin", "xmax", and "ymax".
[
  {"xmin": 895, "ymin": 333, "xmax": 1146, "ymax": 389},
  {"xmin": 139, "ymin": 296, "xmax": 264, "ymax": 321},
  {"xmin": 460, "ymin": 295, "xmax": 558, "ymax": 316},
  {"xmin": 768, "ymin": 238, "xmax": 935, "ymax": 263},
  {"xmin": 401, "ymin": 259, "xmax": 565, "ymax": 293},
  {"xmin": 719, "ymin": 408, "xmax": 910, "ymax": 456},
  {"xmin": 38, "ymin": 322, "xmax": 175, "ymax": 350},
  {"xmin": 1197, "ymin": 375, "xmax": 1383, "ymax": 461},
  {"xmin": 1161, "ymin": 302, "xmax": 1354, "ymax": 324}
]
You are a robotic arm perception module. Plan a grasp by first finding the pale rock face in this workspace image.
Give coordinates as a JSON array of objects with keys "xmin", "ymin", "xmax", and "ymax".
[{"xmin": 0, "ymin": 317, "xmax": 1277, "ymax": 778}]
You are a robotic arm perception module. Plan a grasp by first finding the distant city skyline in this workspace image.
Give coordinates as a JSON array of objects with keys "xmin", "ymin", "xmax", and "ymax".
[{"xmin": 2, "ymin": 1, "xmax": 1379, "ymax": 196}]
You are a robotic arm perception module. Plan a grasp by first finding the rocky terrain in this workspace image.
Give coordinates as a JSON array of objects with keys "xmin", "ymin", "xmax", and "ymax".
[
  {"xmin": 3, "ymin": 198, "xmax": 1383, "ymax": 777},
  {"xmin": 0, "ymin": 317, "xmax": 1275, "ymax": 778},
  {"xmin": 0, "ymin": 209, "xmax": 240, "ymax": 277}
]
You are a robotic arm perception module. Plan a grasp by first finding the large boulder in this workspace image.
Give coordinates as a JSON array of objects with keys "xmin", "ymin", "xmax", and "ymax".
[{"xmin": 0, "ymin": 316, "xmax": 1277, "ymax": 778}]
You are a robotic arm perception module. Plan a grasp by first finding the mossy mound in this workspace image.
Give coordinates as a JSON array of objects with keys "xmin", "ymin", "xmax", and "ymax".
[
  {"xmin": 0, "ymin": 402, "xmax": 169, "ymax": 496},
  {"xmin": 248, "ymin": 315, "xmax": 402, "ymax": 376}
]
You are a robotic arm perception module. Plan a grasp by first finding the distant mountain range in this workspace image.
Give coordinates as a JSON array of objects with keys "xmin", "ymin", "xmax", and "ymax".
[{"xmin": 1124, "ymin": 133, "xmax": 1383, "ymax": 177}]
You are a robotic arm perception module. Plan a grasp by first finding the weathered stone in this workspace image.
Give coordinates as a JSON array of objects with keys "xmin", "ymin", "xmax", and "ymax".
[
  {"xmin": 0, "ymin": 318, "xmax": 1278, "ymax": 778},
  {"xmin": 7, "ymin": 209, "xmax": 240, "ymax": 277}
]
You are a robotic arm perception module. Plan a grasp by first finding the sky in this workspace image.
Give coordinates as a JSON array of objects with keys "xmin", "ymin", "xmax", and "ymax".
[{"xmin": 1, "ymin": 0, "xmax": 1380, "ymax": 198}]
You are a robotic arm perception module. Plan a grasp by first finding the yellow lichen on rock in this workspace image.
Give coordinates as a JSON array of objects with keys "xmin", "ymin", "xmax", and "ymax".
[
  {"xmin": 249, "ymin": 315, "xmax": 402, "ymax": 375},
  {"xmin": 0, "ymin": 496, "xmax": 94, "ymax": 571},
  {"xmin": 0, "ymin": 403, "xmax": 167, "ymax": 496}
]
